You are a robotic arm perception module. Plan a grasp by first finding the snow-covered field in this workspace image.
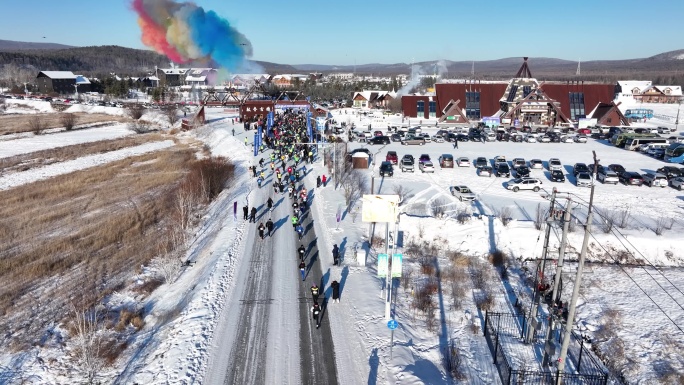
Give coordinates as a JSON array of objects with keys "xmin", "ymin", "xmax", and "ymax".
[{"xmin": 0, "ymin": 103, "xmax": 683, "ymax": 384}]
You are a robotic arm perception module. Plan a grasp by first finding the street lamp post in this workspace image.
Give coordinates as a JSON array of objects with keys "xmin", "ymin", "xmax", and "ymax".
[
  {"xmin": 74, "ymin": 83, "xmax": 79, "ymax": 100},
  {"xmin": 676, "ymin": 99, "xmax": 682, "ymax": 132}
]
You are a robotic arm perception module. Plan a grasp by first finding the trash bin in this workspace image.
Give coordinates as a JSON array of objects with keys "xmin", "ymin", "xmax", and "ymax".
[{"xmin": 356, "ymin": 249, "xmax": 366, "ymax": 266}]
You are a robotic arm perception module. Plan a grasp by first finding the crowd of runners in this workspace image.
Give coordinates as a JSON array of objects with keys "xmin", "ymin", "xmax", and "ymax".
[{"xmin": 239, "ymin": 109, "xmax": 340, "ymax": 329}]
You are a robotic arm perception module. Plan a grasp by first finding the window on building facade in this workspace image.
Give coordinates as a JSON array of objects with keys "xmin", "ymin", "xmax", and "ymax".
[
  {"xmin": 465, "ymin": 91, "xmax": 481, "ymax": 119},
  {"xmin": 428, "ymin": 101, "xmax": 436, "ymax": 118},
  {"xmin": 523, "ymin": 86, "xmax": 532, "ymax": 98},
  {"xmin": 506, "ymin": 85, "xmax": 519, "ymax": 102},
  {"xmin": 568, "ymin": 92, "xmax": 585, "ymax": 120},
  {"xmin": 417, "ymin": 100, "xmax": 424, "ymax": 117}
]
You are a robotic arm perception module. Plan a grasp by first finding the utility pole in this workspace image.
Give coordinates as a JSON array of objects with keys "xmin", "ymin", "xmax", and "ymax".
[
  {"xmin": 526, "ymin": 189, "xmax": 556, "ymax": 343},
  {"xmin": 556, "ymin": 151, "xmax": 599, "ymax": 384},
  {"xmin": 542, "ymin": 197, "xmax": 573, "ymax": 366}
]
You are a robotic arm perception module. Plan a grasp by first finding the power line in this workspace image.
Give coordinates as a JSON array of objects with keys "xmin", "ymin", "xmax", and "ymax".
[
  {"xmin": 567, "ymin": 193, "xmax": 684, "ymax": 310},
  {"xmin": 586, "ymin": 230, "xmax": 684, "ymax": 335}
]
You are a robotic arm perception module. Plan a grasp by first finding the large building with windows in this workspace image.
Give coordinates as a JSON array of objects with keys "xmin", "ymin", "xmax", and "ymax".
[{"xmin": 401, "ymin": 58, "xmax": 615, "ymax": 126}]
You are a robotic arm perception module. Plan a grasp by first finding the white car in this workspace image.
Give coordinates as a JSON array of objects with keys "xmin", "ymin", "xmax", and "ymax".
[
  {"xmin": 669, "ymin": 176, "xmax": 684, "ymax": 190},
  {"xmin": 576, "ymin": 172, "xmax": 593, "ymax": 187},
  {"xmin": 548, "ymin": 158, "xmax": 562, "ymax": 171},
  {"xmin": 506, "ymin": 177, "xmax": 543, "ymax": 192},
  {"xmin": 457, "ymin": 157, "xmax": 470, "ymax": 167},
  {"xmin": 574, "ymin": 135, "xmax": 588, "ymax": 143},
  {"xmin": 525, "ymin": 135, "xmax": 538, "ymax": 143},
  {"xmin": 561, "ymin": 135, "xmax": 574, "ymax": 143},
  {"xmin": 530, "ymin": 159, "xmax": 543, "ymax": 169},
  {"xmin": 433, "ymin": 134, "xmax": 445, "ymax": 143},
  {"xmin": 421, "ymin": 133, "xmax": 432, "ymax": 142},
  {"xmin": 419, "ymin": 161, "xmax": 435, "ymax": 173},
  {"xmin": 477, "ymin": 166, "xmax": 493, "ymax": 177},
  {"xmin": 450, "ymin": 185, "xmax": 476, "ymax": 201},
  {"xmin": 539, "ymin": 135, "xmax": 551, "ymax": 143}
]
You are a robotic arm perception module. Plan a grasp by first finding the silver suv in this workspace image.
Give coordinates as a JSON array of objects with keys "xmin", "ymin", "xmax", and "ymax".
[{"xmin": 548, "ymin": 158, "xmax": 562, "ymax": 171}]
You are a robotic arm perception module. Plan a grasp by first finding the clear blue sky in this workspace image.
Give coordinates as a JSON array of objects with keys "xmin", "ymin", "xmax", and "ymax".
[{"xmin": 1, "ymin": 0, "xmax": 682, "ymax": 65}]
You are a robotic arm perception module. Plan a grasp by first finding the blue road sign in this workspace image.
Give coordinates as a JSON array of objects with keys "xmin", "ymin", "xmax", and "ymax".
[{"xmin": 387, "ymin": 319, "xmax": 398, "ymax": 330}]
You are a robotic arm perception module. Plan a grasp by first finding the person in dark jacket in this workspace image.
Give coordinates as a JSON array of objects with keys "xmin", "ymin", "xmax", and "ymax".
[
  {"xmin": 331, "ymin": 280, "xmax": 340, "ymax": 303},
  {"xmin": 332, "ymin": 244, "xmax": 340, "ymax": 266},
  {"xmin": 258, "ymin": 223, "xmax": 265, "ymax": 239},
  {"xmin": 299, "ymin": 260, "xmax": 306, "ymax": 281},
  {"xmin": 267, "ymin": 197, "xmax": 274, "ymax": 212},
  {"xmin": 249, "ymin": 207, "xmax": 257, "ymax": 223},
  {"xmin": 266, "ymin": 219, "xmax": 274, "ymax": 236},
  {"xmin": 316, "ymin": 175, "xmax": 321, "ymax": 188},
  {"xmin": 311, "ymin": 302, "xmax": 321, "ymax": 326},
  {"xmin": 310, "ymin": 284, "xmax": 320, "ymax": 303},
  {"xmin": 243, "ymin": 205, "xmax": 249, "ymax": 220},
  {"xmin": 298, "ymin": 244, "xmax": 306, "ymax": 261}
]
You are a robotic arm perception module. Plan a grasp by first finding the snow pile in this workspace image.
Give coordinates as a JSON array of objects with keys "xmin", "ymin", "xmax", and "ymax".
[
  {"xmin": 4, "ymin": 99, "xmax": 54, "ymax": 114},
  {"xmin": 64, "ymin": 104, "xmax": 126, "ymax": 116}
]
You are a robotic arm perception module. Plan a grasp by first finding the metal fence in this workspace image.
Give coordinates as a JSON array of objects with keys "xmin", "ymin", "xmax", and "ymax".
[{"xmin": 484, "ymin": 312, "xmax": 608, "ymax": 385}]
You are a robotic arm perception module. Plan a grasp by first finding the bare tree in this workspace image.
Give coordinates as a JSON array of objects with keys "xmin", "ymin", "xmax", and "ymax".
[
  {"xmin": 392, "ymin": 185, "xmax": 413, "ymax": 206},
  {"xmin": 654, "ymin": 216, "xmax": 669, "ymax": 235},
  {"xmin": 129, "ymin": 120, "xmax": 152, "ymax": 134},
  {"xmin": 495, "ymin": 206, "xmax": 513, "ymax": 226},
  {"xmin": 164, "ymin": 106, "xmax": 180, "ymax": 126},
  {"xmin": 70, "ymin": 305, "xmax": 105, "ymax": 384},
  {"xmin": 430, "ymin": 198, "xmax": 448, "ymax": 218},
  {"xmin": 59, "ymin": 113, "xmax": 78, "ymax": 131},
  {"xmin": 341, "ymin": 170, "xmax": 367, "ymax": 209},
  {"xmin": 126, "ymin": 104, "xmax": 145, "ymax": 120},
  {"xmin": 615, "ymin": 207, "xmax": 632, "ymax": 229},
  {"xmin": 28, "ymin": 115, "xmax": 46, "ymax": 134},
  {"xmin": 599, "ymin": 210, "xmax": 616, "ymax": 234}
]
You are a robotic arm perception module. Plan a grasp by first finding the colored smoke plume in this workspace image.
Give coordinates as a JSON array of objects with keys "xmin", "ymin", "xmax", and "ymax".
[{"xmin": 132, "ymin": 0, "xmax": 253, "ymax": 71}]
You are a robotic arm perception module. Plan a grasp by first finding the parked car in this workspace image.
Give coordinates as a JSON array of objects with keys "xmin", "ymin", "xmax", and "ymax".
[
  {"xmin": 548, "ymin": 158, "xmax": 562, "ymax": 171},
  {"xmin": 433, "ymin": 134, "xmax": 445, "ymax": 143},
  {"xmin": 573, "ymin": 163, "xmax": 590, "ymax": 176},
  {"xmin": 539, "ymin": 135, "xmax": 551, "ymax": 143},
  {"xmin": 574, "ymin": 135, "xmax": 588, "ymax": 143},
  {"xmin": 457, "ymin": 157, "xmax": 470, "ymax": 167},
  {"xmin": 530, "ymin": 159, "xmax": 543, "ymax": 169},
  {"xmin": 656, "ymin": 166, "xmax": 683, "ymax": 180},
  {"xmin": 450, "ymin": 185, "xmax": 476, "ymax": 201},
  {"xmin": 512, "ymin": 158, "xmax": 526, "ymax": 170},
  {"xmin": 419, "ymin": 154, "xmax": 431, "ymax": 164},
  {"xmin": 576, "ymin": 172, "xmax": 593, "ymax": 187},
  {"xmin": 475, "ymin": 157, "xmax": 488, "ymax": 168},
  {"xmin": 391, "ymin": 133, "xmax": 402, "ymax": 142},
  {"xmin": 525, "ymin": 134, "xmax": 538, "ymax": 143},
  {"xmin": 369, "ymin": 135, "xmax": 390, "ymax": 145},
  {"xmin": 506, "ymin": 177, "xmax": 543, "ymax": 192},
  {"xmin": 456, "ymin": 133, "xmax": 469, "ymax": 142},
  {"xmin": 496, "ymin": 163, "xmax": 511, "ymax": 177},
  {"xmin": 400, "ymin": 157, "xmax": 415, "ymax": 172},
  {"xmin": 550, "ymin": 169, "xmax": 565, "ymax": 182},
  {"xmin": 619, "ymin": 171, "xmax": 644, "ymax": 186},
  {"xmin": 493, "ymin": 156, "xmax": 507, "ymax": 168},
  {"xmin": 669, "ymin": 176, "xmax": 684, "ymax": 190},
  {"xmin": 608, "ymin": 164, "xmax": 626, "ymax": 174},
  {"xmin": 401, "ymin": 135, "xmax": 426, "ymax": 145},
  {"xmin": 516, "ymin": 166, "xmax": 531, "ymax": 178},
  {"xmin": 642, "ymin": 172, "xmax": 668, "ymax": 187},
  {"xmin": 419, "ymin": 161, "xmax": 435, "ymax": 173},
  {"xmin": 379, "ymin": 161, "xmax": 394, "ymax": 177},
  {"xmin": 597, "ymin": 168, "xmax": 619, "ymax": 184},
  {"xmin": 560, "ymin": 135, "xmax": 574, "ymax": 143},
  {"xmin": 478, "ymin": 166, "xmax": 493, "ymax": 177},
  {"xmin": 373, "ymin": 130, "xmax": 384, "ymax": 137},
  {"xmin": 386, "ymin": 151, "xmax": 398, "ymax": 164},
  {"xmin": 438, "ymin": 154, "xmax": 454, "ymax": 168}
]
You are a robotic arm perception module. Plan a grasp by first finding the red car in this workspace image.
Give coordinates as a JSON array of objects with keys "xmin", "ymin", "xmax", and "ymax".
[
  {"xmin": 385, "ymin": 151, "xmax": 398, "ymax": 164},
  {"xmin": 374, "ymin": 130, "xmax": 384, "ymax": 137},
  {"xmin": 577, "ymin": 128, "xmax": 591, "ymax": 135}
]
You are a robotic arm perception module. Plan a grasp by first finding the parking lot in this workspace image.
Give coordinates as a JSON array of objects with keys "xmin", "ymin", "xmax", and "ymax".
[{"xmin": 346, "ymin": 125, "xmax": 684, "ymax": 223}]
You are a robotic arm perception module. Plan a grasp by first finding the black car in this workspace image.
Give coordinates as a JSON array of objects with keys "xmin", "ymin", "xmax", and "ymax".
[
  {"xmin": 379, "ymin": 161, "xmax": 394, "ymax": 177},
  {"xmin": 456, "ymin": 133, "xmax": 469, "ymax": 142},
  {"xmin": 369, "ymin": 135, "xmax": 390, "ymax": 145},
  {"xmin": 391, "ymin": 133, "xmax": 401, "ymax": 142},
  {"xmin": 496, "ymin": 163, "xmax": 511, "ymax": 177},
  {"xmin": 608, "ymin": 164, "xmax": 626, "ymax": 174},
  {"xmin": 475, "ymin": 157, "xmax": 488, "ymax": 168},
  {"xmin": 516, "ymin": 166, "xmax": 531, "ymax": 178},
  {"xmin": 401, "ymin": 154, "xmax": 415, "ymax": 163},
  {"xmin": 619, "ymin": 171, "xmax": 644, "ymax": 186},
  {"xmin": 656, "ymin": 166, "xmax": 683, "ymax": 180},
  {"xmin": 551, "ymin": 169, "xmax": 565, "ymax": 182},
  {"xmin": 573, "ymin": 163, "xmax": 591, "ymax": 176}
]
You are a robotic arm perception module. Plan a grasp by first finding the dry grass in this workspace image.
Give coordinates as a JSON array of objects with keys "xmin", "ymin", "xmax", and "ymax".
[
  {"xmin": 0, "ymin": 133, "xmax": 166, "ymax": 173},
  {"xmin": 0, "ymin": 113, "xmax": 130, "ymax": 135},
  {"xmin": 0, "ymin": 138, "xmax": 234, "ymax": 349}
]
